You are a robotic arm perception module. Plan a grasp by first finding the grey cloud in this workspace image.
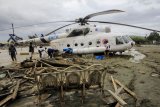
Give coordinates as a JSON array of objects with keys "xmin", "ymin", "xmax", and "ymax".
[{"xmin": 0, "ymin": 0, "xmax": 160, "ymax": 41}]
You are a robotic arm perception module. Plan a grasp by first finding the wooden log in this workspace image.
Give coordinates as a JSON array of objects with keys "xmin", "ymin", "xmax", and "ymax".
[
  {"xmin": 26, "ymin": 68, "xmax": 32, "ymax": 74},
  {"xmin": 114, "ymin": 79, "xmax": 137, "ymax": 99},
  {"xmin": 115, "ymin": 86, "xmax": 124, "ymax": 95},
  {"xmin": 0, "ymin": 80, "xmax": 20, "ymax": 106},
  {"xmin": 111, "ymin": 76, "xmax": 117, "ymax": 91},
  {"xmin": 23, "ymin": 75, "xmax": 34, "ymax": 80},
  {"xmin": 6, "ymin": 70, "xmax": 13, "ymax": 81},
  {"xmin": 108, "ymin": 90, "xmax": 127, "ymax": 106},
  {"xmin": 111, "ymin": 76, "xmax": 123, "ymax": 107},
  {"xmin": 115, "ymin": 103, "xmax": 122, "ymax": 107},
  {"xmin": 101, "ymin": 93, "xmax": 130, "ymax": 105},
  {"xmin": 12, "ymin": 80, "xmax": 20, "ymax": 99},
  {"xmin": 41, "ymin": 59, "xmax": 72, "ymax": 67},
  {"xmin": 115, "ymin": 86, "xmax": 124, "ymax": 107},
  {"xmin": 81, "ymin": 79, "xmax": 86, "ymax": 104},
  {"xmin": 35, "ymin": 68, "xmax": 46, "ymax": 74},
  {"xmin": 38, "ymin": 60, "xmax": 54, "ymax": 67},
  {"xmin": 0, "ymin": 94, "xmax": 13, "ymax": 106},
  {"xmin": 20, "ymin": 52, "xmax": 29, "ymax": 55}
]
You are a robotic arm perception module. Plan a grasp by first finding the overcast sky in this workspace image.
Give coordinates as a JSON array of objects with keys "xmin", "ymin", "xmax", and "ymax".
[{"xmin": 0, "ymin": 0, "xmax": 160, "ymax": 41}]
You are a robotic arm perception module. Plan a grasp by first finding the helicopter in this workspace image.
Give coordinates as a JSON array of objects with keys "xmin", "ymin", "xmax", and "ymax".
[{"xmin": 7, "ymin": 9, "xmax": 160, "ymax": 54}]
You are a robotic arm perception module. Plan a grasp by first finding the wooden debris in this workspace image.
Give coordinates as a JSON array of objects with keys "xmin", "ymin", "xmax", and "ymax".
[
  {"xmin": 38, "ymin": 60, "xmax": 54, "ymax": 67},
  {"xmin": 41, "ymin": 59, "xmax": 72, "ymax": 67},
  {"xmin": 0, "ymin": 94, "xmax": 13, "ymax": 106},
  {"xmin": 26, "ymin": 68, "xmax": 33, "ymax": 74},
  {"xmin": 111, "ymin": 75, "xmax": 117, "ymax": 91},
  {"xmin": 114, "ymin": 79, "xmax": 137, "ymax": 99},
  {"xmin": 6, "ymin": 70, "xmax": 13, "ymax": 81},
  {"xmin": 12, "ymin": 80, "xmax": 20, "ymax": 99},
  {"xmin": 111, "ymin": 76, "xmax": 123, "ymax": 107},
  {"xmin": 0, "ymin": 80, "xmax": 20, "ymax": 106},
  {"xmin": 108, "ymin": 90, "xmax": 127, "ymax": 106},
  {"xmin": 115, "ymin": 86, "xmax": 124, "ymax": 95},
  {"xmin": 115, "ymin": 103, "xmax": 122, "ymax": 107},
  {"xmin": 35, "ymin": 68, "xmax": 46, "ymax": 74},
  {"xmin": 101, "ymin": 93, "xmax": 130, "ymax": 104}
]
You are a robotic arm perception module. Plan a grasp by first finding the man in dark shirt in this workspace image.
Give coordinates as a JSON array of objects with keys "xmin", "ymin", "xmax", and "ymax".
[
  {"xmin": 29, "ymin": 42, "xmax": 34, "ymax": 61},
  {"xmin": 47, "ymin": 47, "xmax": 54, "ymax": 58},
  {"xmin": 9, "ymin": 44, "xmax": 17, "ymax": 61}
]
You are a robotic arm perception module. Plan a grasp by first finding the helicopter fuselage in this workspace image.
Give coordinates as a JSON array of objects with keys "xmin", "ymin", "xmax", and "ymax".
[
  {"xmin": 18, "ymin": 25, "xmax": 134, "ymax": 54},
  {"xmin": 50, "ymin": 32, "xmax": 134, "ymax": 54}
]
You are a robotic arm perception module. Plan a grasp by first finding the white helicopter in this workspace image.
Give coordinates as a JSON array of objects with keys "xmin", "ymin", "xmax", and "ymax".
[{"xmin": 8, "ymin": 9, "xmax": 160, "ymax": 54}]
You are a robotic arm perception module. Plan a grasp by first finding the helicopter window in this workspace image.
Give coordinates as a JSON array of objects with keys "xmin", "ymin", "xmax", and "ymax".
[
  {"xmin": 126, "ymin": 36, "xmax": 133, "ymax": 41},
  {"xmin": 68, "ymin": 28, "xmax": 90, "ymax": 37},
  {"xmin": 83, "ymin": 28, "xmax": 90, "ymax": 35},
  {"xmin": 81, "ymin": 43, "xmax": 84, "ymax": 46},
  {"xmin": 116, "ymin": 37, "xmax": 124, "ymax": 45},
  {"xmin": 103, "ymin": 39, "xmax": 108, "ymax": 44},
  {"xmin": 89, "ymin": 42, "xmax": 92, "ymax": 45},
  {"xmin": 97, "ymin": 40, "xmax": 101, "ymax": 44},
  {"xmin": 122, "ymin": 36, "xmax": 129, "ymax": 43},
  {"xmin": 68, "ymin": 29, "xmax": 83, "ymax": 37},
  {"xmin": 75, "ymin": 43, "xmax": 78, "ymax": 46},
  {"xmin": 67, "ymin": 44, "xmax": 70, "ymax": 47}
]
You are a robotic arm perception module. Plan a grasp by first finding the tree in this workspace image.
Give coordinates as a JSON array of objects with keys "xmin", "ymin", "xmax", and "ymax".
[{"xmin": 147, "ymin": 31, "xmax": 160, "ymax": 42}]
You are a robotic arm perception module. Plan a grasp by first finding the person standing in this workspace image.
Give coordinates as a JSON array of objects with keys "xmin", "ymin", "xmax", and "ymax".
[
  {"xmin": 29, "ymin": 42, "xmax": 34, "ymax": 61},
  {"xmin": 38, "ymin": 45, "xmax": 45, "ymax": 58},
  {"xmin": 47, "ymin": 47, "xmax": 54, "ymax": 58},
  {"xmin": 9, "ymin": 44, "xmax": 17, "ymax": 61}
]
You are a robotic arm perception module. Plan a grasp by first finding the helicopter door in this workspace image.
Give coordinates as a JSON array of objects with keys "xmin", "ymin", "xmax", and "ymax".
[
  {"xmin": 102, "ymin": 39, "xmax": 110, "ymax": 50},
  {"xmin": 114, "ymin": 36, "xmax": 125, "ymax": 51}
]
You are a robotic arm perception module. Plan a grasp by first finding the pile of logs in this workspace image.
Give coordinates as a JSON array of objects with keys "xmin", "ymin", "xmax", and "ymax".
[{"xmin": 0, "ymin": 58, "xmax": 137, "ymax": 107}]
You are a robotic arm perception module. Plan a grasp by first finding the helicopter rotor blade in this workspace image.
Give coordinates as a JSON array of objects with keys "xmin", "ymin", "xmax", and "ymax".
[
  {"xmin": 84, "ymin": 9, "xmax": 124, "ymax": 20},
  {"xmin": 14, "ymin": 21, "xmax": 74, "ymax": 29},
  {"xmin": 0, "ymin": 21, "xmax": 74, "ymax": 32},
  {"xmin": 45, "ymin": 22, "xmax": 77, "ymax": 36},
  {"xmin": 89, "ymin": 21, "xmax": 160, "ymax": 32}
]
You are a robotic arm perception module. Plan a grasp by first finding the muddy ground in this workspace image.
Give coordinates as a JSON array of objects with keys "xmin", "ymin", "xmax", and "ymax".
[
  {"xmin": 99, "ymin": 45, "xmax": 160, "ymax": 107},
  {"xmin": 3, "ymin": 45, "xmax": 160, "ymax": 107}
]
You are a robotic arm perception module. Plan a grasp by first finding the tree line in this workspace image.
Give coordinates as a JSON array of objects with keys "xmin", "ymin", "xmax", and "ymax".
[{"xmin": 130, "ymin": 32, "xmax": 160, "ymax": 45}]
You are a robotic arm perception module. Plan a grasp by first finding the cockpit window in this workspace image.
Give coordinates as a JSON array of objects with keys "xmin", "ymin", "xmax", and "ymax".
[
  {"xmin": 83, "ymin": 28, "xmax": 90, "ymax": 35},
  {"xmin": 126, "ymin": 36, "xmax": 133, "ymax": 41},
  {"xmin": 116, "ymin": 36, "xmax": 124, "ymax": 45},
  {"xmin": 68, "ymin": 28, "xmax": 90, "ymax": 37},
  {"xmin": 122, "ymin": 36, "xmax": 129, "ymax": 43}
]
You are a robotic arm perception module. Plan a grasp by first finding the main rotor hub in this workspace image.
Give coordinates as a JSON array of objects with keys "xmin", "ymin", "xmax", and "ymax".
[{"xmin": 75, "ymin": 18, "xmax": 88, "ymax": 25}]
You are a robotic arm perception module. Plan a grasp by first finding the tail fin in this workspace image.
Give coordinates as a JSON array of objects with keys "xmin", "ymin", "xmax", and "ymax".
[{"xmin": 7, "ymin": 34, "xmax": 23, "ymax": 43}]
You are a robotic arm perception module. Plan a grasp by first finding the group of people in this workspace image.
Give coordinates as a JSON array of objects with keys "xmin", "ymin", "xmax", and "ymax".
[
  {"xmin": 37, "ymin": 45, "xmax": 54, "ymax": 58},
  {"xmin": 8, "ymin": 42, "xmax": 55, "ymax": 62}
]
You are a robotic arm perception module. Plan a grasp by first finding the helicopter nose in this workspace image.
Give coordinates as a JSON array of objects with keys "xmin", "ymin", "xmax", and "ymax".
[{"xmin": 131, "ymin": 42, "xmax": 135, "ymax": 47}]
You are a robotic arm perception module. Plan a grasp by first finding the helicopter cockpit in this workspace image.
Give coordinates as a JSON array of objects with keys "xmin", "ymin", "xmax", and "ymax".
[
  {"xmin": 68, "ymin": 28, "xmax": 90, "ymax": 37},
  {"xmin": 116, "ymin": 36, "xmax": 124, "ymax": 45},
  {"xmin": 116, "ymin": 36, "xmax": 133, "ymax": 45},
  {"xmin": 122, "ymin": 36, "xmax": 130, "ymax": 43}
]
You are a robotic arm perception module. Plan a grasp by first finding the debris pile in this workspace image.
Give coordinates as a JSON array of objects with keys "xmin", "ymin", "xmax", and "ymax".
[{"xmin": 0, "ymin": 57, "xmax": 137, "ymax": 107}]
